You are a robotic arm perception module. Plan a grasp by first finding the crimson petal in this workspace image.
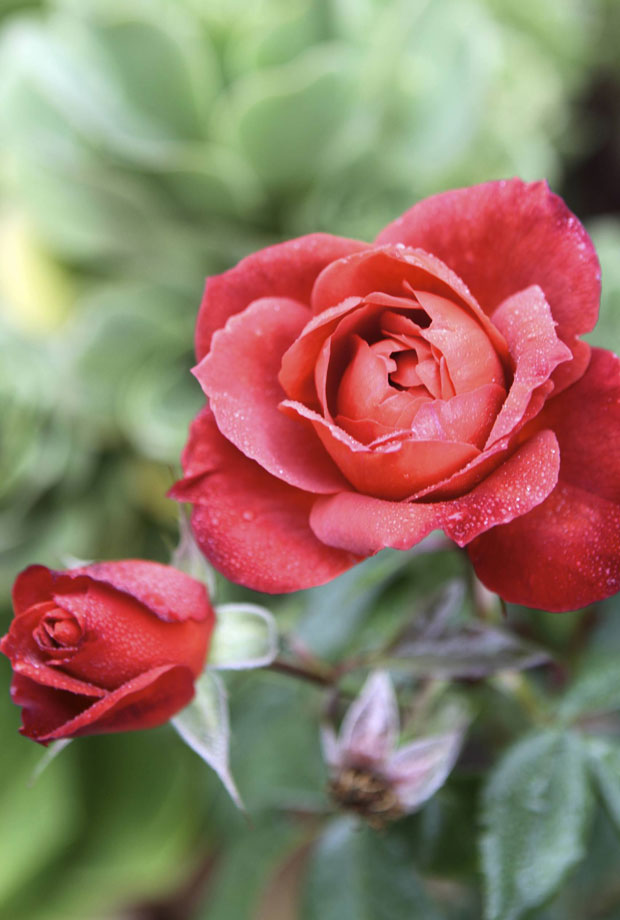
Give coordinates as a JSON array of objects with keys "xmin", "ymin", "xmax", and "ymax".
[
  {"xmin": 468, "ymin": 348, "xmax": 620, "ymax": 610},
  {"xmin": 38, "ymin": 665, "xmax": 196, "ymax": 742}
]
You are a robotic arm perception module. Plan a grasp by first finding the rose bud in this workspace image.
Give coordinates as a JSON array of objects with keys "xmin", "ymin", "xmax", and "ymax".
[
  {"xmin": 1, "ymin": 561, "xmax": 214, "ymax": 744},
  {"xmin": 322, "ymin": 671, "xmax": 464, "ymax": 827},
  {"xmin": 171, "ymin": 179, "xmax": 620, "ymax": 611}
]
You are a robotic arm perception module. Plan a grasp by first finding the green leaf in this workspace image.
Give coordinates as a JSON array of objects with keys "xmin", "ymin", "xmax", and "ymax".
[
  {"xmin": 227, "ymin": 674, "xmax": 326, "ymax": 813},
  {"xmin": 480, "ymin": 730, "xmax": 594, "ymax": 920},
  {"xmin": 210, "ymin": 603, "xmax": 278, "ymax": 670},
  {"xmin": 172, "ymin": 670, "xmax": 243, "ymax": 810},
  {"xmin": 558, "ymin": 654, "xmax": 620, "ymax": 724},
  {"xmin": 303, "ymin": 817, "xmax": 443, "ymax": 920},
  {"xmin": 587, "ymin": 739, "xmax": 620, "ymax": 836}
]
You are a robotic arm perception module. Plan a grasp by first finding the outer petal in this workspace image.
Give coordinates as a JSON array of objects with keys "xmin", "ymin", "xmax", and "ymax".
[
  {"xmin": 10, "ymin": 673, "xmax": 95, "ymax": 742},
  {"xmin": 71, "ymin": 561, "xmax": 212, "ymax": 624},
  {"xmin": 11, "ymin": 562, "xmax": 211, "ymax": 626},
  {"xmin": 309, "ymin": 430, "xmax": 559, "ymax": 555},
  {"xmin": 195, "ymin": 234, "xmax": 368, "ymax": 360},
  {"xmin": 52, "ymin": 584, "xmax": 209, "ymax": 687},
  {"xmin": 468, "ymin": 348, "xmax": 620, "ymax": 610},
  {"xmin": 376, "ymin": 179, "xmax": 601, "ymax": 348},
  {"xmin": 196, "ymin": 297, "xmax": 347, "ymax": 494},
  {"xmin": 170, "ymin": 408, "xmax": 360, "ymax": 593},
  {"xmin": 33, "ymin": 665, "xmax": 196, "ymax": 743}
]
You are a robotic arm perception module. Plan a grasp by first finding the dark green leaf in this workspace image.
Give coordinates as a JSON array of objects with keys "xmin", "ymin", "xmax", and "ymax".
[{"xmin": 303, "ymin": 817, "xmax": 443, "ymax": 920}]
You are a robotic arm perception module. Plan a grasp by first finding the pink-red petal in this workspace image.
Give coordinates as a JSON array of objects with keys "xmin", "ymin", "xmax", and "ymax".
[
  {"xmin": 486, "ymin": 285, "xmax": 572, "ymax": 445},
  {"xmin": 169, "ymin": 408, "xmax": 360, "ymax": 593},
  {"xmin": 196, "ymin": 297, "xmax": 347, "ymax": 494},
  {"xmin": 311, "ymin": 246, "xmax": 510, "ymax": 362},
  {"xmin": 195, "ymin": 234, "xmax": 368, "ymax": 360},
  {"xmin": 309, "ymin": 430, "xmax": 559, "ymax": 555},
  {"xmin": 10, "ymin": 673, "xmax": 96, "ymax": 742},
  {"xmin": 376, "ymin": 179, "xmax": 601, "ymax": 346},
  {"xmin": 282, "ymin": 400, "xmax": 480, "ymax": 501},
  {"xmin": 468, "ymin": 348, "xmax": 620, "ymax": 610}
]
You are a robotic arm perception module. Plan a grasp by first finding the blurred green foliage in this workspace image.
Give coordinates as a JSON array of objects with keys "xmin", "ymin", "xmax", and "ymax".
[{"xmin": 1, "ymin": 0, "xmax": 620, "ymax": 918}]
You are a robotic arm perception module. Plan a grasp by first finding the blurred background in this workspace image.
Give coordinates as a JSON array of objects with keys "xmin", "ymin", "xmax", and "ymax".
[{"xmin": 1, "ymin": 1, "xmax": 620, "ymax": 918}]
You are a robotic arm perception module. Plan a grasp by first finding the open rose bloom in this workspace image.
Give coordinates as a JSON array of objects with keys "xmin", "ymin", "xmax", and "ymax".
[{"xmin": 172, "ymin": 179, "xmax": 620, "ymax": 611}]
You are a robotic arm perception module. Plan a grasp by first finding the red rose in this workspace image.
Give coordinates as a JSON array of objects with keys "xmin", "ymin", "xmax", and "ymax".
[
  {"xmin": 172, "ymin": 179, "xmax": 620, "ymax": 611},
  {"xmin": 1, "ymin": 561, "xmax": 214, "ymax": 743}
]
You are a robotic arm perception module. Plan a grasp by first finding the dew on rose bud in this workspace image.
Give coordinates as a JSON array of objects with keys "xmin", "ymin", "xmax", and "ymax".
[{"xmin": 242, "ymin": 511, "xmax": 255, "ymax": 522}]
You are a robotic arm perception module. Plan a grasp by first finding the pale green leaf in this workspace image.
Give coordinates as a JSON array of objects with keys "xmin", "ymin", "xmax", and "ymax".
[
  {"xmin": 480, "ymin": 731, "xmax": 593, "ymax": 920},
  {"xmin": 172, "ymin": 671, "xmax": 243, "ymax": 810}
]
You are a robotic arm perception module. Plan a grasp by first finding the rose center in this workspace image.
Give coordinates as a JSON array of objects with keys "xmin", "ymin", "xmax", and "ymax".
[{"xmin": 34, "ymin": 607, "xmax": 83, "ymax": 653}]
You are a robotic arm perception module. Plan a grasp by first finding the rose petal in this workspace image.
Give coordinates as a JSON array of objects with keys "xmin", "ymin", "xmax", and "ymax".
[
  {"xmin": 279, "ymin": 296, "xmax": 363, "ymax": 407},
  {"xmin": 51, "ymin": 583, "xmax": 209, "ymax": 688},
  {"xmin": 469, "ymin": 483, "xmax": 620, "ymax": 612},
  {"xmin": 336, "ymin": 336, "xmax": 393, "ymax": 420},
  {"xmin": 549, "ymin": 337, "xmax": 591, "ymax": 396},
  {"xmin": 311, "ymin": 245, "xmax": 510, "ymax": 363},
  {"xmin": 10, "ymin": 673, "xmax": 95, "ymax": 742},
  {"xmin": 1, "ymin": 601, "xmax": 67, "ymax": 662},
  {"xmin": 11, "ymin": 565, "xmax": 76, "ymax": 617},
  {"xmin": 38, "ymin": 665, "xmax": 196, "ymax": 742},
  {"xmin": 68, "ymin": 561, "xmax": 211, "ymax": 625},
  {"xmin": 281, "ymin": 400, "xmax": 480, "ymax": 501},
  {"xmin": 414, "ymin": 290, "xmax": 505, "ymax": 392},
  {"xmin": 196, "ymin": 297, "xmax": 347, "ymax": 494},
  {"xmin": 376, "ymin": 179, "xmax": 601, "ymax": 347},
  {"xmin": 468, "ymin": 348, "xmax": 620, "ymax": 610},
  {"xmin": 309, "ymin": 429, "xmax": 559, "ymax": 555},
  {"xmin": 411, "ymin": 384, "xmax": 506, "ymax": 448},
  {"xmin": 10, "ymin": 659, "xmax": 105, "ymax": 698},
  {"xmin": 195, "ymin": 233, "xmax": 368, "ymax": 360},
  {"xmin": 169, "ymin": 408, "xmax": 360, "ymax": 593},
  {"xmin": 12, "ymin": 562, "xmax": 211, "ymax": 627},
  {"xmin": 486, "ymin": 286, "xmax": 572, "ymax": 445}
]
